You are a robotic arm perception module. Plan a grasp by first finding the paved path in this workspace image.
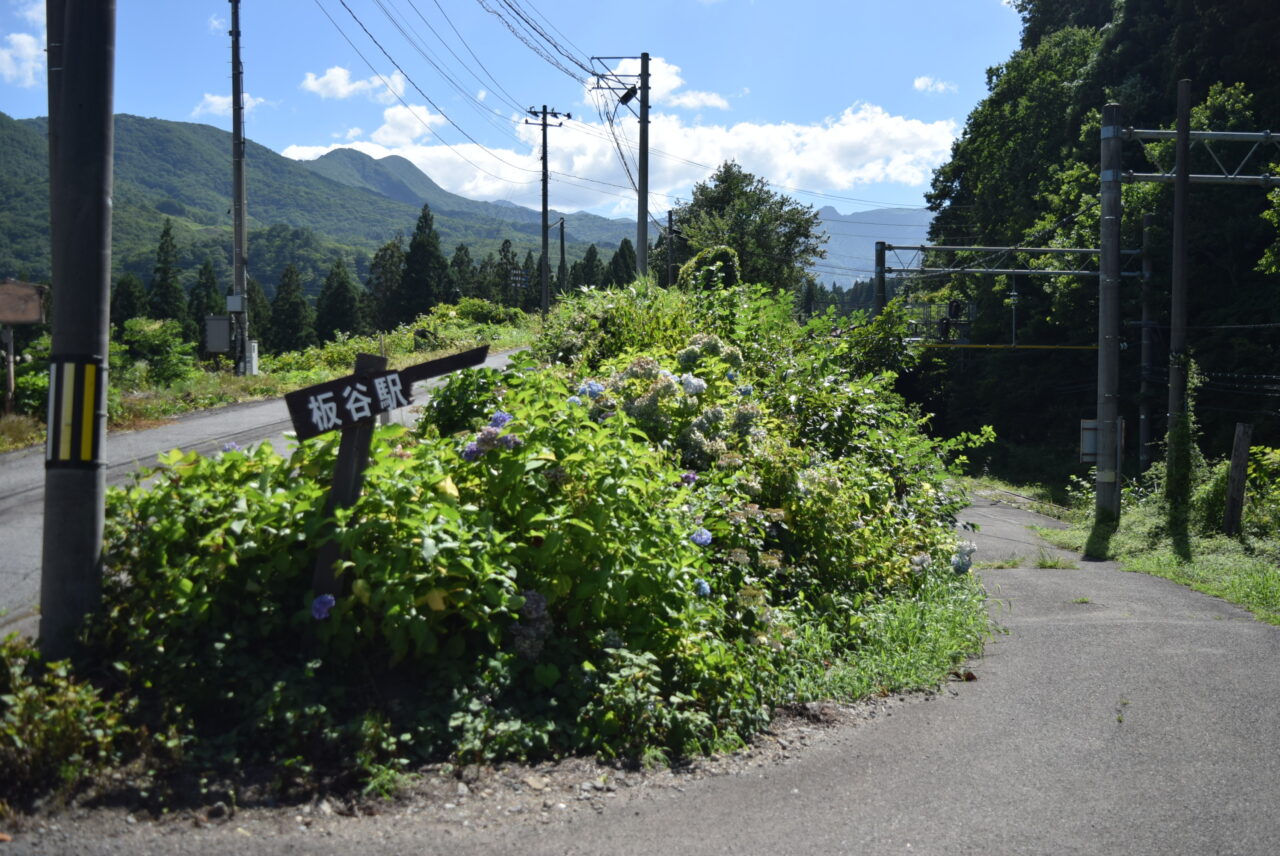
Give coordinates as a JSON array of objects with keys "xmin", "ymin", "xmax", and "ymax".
[
  {"xmin": 5, "ymin": 446, "xmax": 1280, "ymax": 852},
  {"xmin": 0, "ymin": 349, "xmax": 516, "ymax": 637},
  {"xmin": 209, "ymin": 496, "xmax": 1275, "ymax": 855}
]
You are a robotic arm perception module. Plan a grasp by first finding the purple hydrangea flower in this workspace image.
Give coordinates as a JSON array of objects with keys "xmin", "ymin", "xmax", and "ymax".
[
  {"xmin": 462, "ymin": 442, "xmax": 483, "ymax": 461},
  {"xmin": 221, "ymin": 441, "xmax": 241, "ymax": 453},
  {"xmin": 498, "ymin": 433, "xmax": 522, "ymax": 450},
  {"xmin": 489, "ymin": 410, "xmax": 514, "ymax": 429},
  {"xmin": 690, "ymin": 527, "xmax": 712, "ymax": 547},
  {"xmin": 476, "ymin": 426, "xmax": 502, "ymax": 451},
  {"xmin": 312, "ymin": 593, "xmax": 336, "ymax": 620},
  {"xmin": 680, "ymin": 471, "xmax": 698, "ymax": 485},
  {"xmin": 694, "ymin": 578, "xmax": 711, "ymax": 597}
]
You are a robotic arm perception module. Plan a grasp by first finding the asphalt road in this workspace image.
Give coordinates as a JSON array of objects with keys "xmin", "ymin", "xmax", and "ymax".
[{"xmin": 0, "ymin": 348, "xmax": 517, "ymax": 637}]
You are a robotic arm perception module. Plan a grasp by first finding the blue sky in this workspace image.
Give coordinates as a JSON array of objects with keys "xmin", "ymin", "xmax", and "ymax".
[{"xmin": 1, "ymin": 1, "xmax": 1022, "ymax": 218}]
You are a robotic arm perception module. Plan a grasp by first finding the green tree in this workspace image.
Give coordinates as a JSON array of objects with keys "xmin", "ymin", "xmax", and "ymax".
[
  {"xmin": 448, "ymin": 244, "xmax": 475, "ymax": 300},
  {"xmin": 672, "ymin": 161, "xmax": 826, "ymax": 292},
  {"xmin": 110, "ymin": 272, "xmax": 148, "ymax": 331},
  {"xmin": 366, "ymin": 235, "xmax": 406, "ymax": 332},
  {"xmin": 315, "ymin": 258, "xmax": 367, "ymax": 342},
  {"xmin": 402, "ymin": 204, "xmax": 448, "ymax": 320},
  {"xmin": 608, "ymin": 238, "xmax": 637, "ymax": 287},
  {"xmin": 245, "ymin": 276, "xmax": 271, "ymax": 346},
  {"xmin": 266, "ymin": 264, "xmax": 317, "ymax": 353},
  {"xmin": 570, "ymin": 244, "xmax": 604, "ymax": 289},
  {"xmin": 148, "ymin": 219, "xmax": 190, "ymax": 336},
  {"xmin": 187, "ymin": 258, "xmax": 224, "ymax": 353}
]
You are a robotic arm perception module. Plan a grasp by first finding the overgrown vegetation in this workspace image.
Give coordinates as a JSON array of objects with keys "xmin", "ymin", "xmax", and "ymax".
[
  {"xmin": 1, "ymin": 279, "xmax": 992, "ymax": 812},
  {"xmin": 1046, "ymin": 441, "xmax": 1280, "ymax": 624},
  {"xmin": 0, "ymin": 301, "xmax": 535, "ymax": 454}
]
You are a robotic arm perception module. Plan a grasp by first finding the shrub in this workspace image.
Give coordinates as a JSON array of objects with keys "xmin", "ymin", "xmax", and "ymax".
[{"xmin": 677, "ymin": 245, "xmax": 741, "ymax": 290}]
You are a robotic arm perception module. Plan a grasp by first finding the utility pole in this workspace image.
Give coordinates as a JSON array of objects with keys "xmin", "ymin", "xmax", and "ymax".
[
  {"xmin": 873, "ymin": 241, "xmax": 886, "ymax": 314},
  {"xmin": 668, "ymin": 210, "xmax": 677, "ymax": 285},
  {"xmin": 230, "ymin": 0, "xmax": 250, "ymax": 374},
  {"xmin": 41, "ymin": 0, "xmax": 116, "ymax": 661},
  {"xmin": 1096, "ymin": 102, "xmax": 1123, "ymax": 523},
  {"xmin": 526, "ymin": 106, "xmax": 569, "ymax": 318},
  {"xmin": 1167, "ymin": 80, "xmax": 1191, "ymax": 435},
  {"xmin": 1139, "ymin": 213, "xmax": 1155, "ymax": 470},
  {"xmin": 558, "ymin": 217, "xmax": 566, "ymax": 296},
  {"xmin": 637, "ymin": 52, "xmax": 650, "ymax": 278}
]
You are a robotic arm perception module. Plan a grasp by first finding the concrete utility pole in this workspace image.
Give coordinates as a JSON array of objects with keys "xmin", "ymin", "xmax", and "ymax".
[
  {"xmin": 526, "ymin": 106, "xmax": 569, "ymax": 317},
  {"xmin": 637, "ymin": 52, "xmax": 650, "ymax": 277},
  {"xmin": 873, "ymin": 241, "xmax": 886, "ymax": 314},
  {"xmin": 1139, "ymin": 214, "xmax": 1155, "ymax": 470},
  {"xmin": 1096, "ymin": 102, "xmax": 1123, "ymax": 522},
  {"xmin": 40, "ymin": 0, "xmax": 116, "ymax": 661},
  {"xmin": 1167, "ymin": 80, "xmax": 1191, "ymax": 431},
  {"xmin": 229, "ymin": 0, "xmax": 250, "ymax": 374}
]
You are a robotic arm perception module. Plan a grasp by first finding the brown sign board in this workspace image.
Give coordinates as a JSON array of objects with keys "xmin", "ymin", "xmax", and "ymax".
[
  {"xmin": 0, "ymin": 280, "xmax": 46, "ymax": 324},
  {"xmin": 284, "ymin": 345, "xmax": 489, "ymax": 441}
]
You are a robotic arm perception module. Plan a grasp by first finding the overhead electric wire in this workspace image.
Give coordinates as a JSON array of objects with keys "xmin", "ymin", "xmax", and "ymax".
[{"xmin": 424, "ymin": 0, "xmax": 525, "ymax": 112}]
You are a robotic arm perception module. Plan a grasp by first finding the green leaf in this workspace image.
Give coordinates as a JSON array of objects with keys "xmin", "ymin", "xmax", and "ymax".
[{"xmin": 533, "ymin": 663, "xmax": 560, "ymax": 688}]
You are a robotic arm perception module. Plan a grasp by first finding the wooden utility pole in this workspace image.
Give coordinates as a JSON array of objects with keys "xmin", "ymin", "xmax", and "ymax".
[
  {"xmin": 40, "ymin": 0, "xmax": 116, "ymax": 661},
  {"xmin": 1139, "ymin": 214, "xmax": 1155, "ymax": 471},
  {"xmin": 1222, "ymin": 423, "xmax": 1253, "ymax": 537}
]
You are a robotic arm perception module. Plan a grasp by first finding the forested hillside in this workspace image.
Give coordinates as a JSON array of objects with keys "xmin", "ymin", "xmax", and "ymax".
[
  {"xmin": 913, "ymin": 0, "xmax": 1280, "ymax": 469},
  {"xmin": 0, "ymin": 113, "xmax": 632, "ymax": 294}
]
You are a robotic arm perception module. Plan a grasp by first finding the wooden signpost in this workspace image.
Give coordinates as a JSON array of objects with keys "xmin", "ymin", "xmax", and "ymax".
[{"xmin": 283, "ymin": 345, "xmax": 490, "ymax": 594}]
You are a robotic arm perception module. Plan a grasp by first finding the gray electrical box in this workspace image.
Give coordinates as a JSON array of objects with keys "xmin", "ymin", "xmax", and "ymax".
[
  {"xmin": 225, "ymin": 294, "xmax": 246, "ymax": 313},
  {"xmin": 205, "ymin": 315, "xmax": 232, "ymax": 353}
]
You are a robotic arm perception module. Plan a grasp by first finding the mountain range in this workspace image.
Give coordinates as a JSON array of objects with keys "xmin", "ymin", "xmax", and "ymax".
[
  {"xmin": 0, "ymin": 111, "xmax": 633, "ymax": 295},
  {"xmin": 0, "ymin": 110, "xmax": 930, "ymax": 296}
]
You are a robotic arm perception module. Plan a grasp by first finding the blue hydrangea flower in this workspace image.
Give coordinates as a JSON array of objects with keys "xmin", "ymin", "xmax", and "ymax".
[
  {"xmin": 489, "ymin": 410, "xmax": 514, "ymax": 429},
  {"xmin": 567, "ymin": 395, "xmax": 583, "ymax": 406},
  {"xmin": 221, "ymin": 441, "xmax": 241, "ymax": 453},
  {"xmin": 577, "ymin": 380, "xmax": 606, "ymax": 399},
  {"xmin": 312, "ymin": 593, "xmax": 336, "ymax": 620},
  {"xmin": 690, "ymin": 527, "xmax": 712, "ymax": 547},
  {"xmin": 679, "ymin": 374, "xmax": 707, "ymax": 395},
  {"xmin": 462, "ymin": 442, "xmax": 483, "ymax": 461},
  {"xmin": 694, "ymin": 578, "xmax": 711, "ymax": 597},
  {"xmin": 498, "ymin": 433, "xmax": 522, "ymax": 450},
  {"xmin": 726, "ymin": 370, "xmax": 738, "ymax": 382},
  {"xmin": 737, "ymin": 385, "xmax": 754, "ymax": 397}
]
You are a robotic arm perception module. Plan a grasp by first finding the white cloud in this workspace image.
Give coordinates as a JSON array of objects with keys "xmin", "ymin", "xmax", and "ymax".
[
  {"xmin": 192, "ymin": 92, "xmax": 266, "ymax": 118},
  {"xmin": 0, "ymin": 30, "xmax": 41, "ymax": 87},
  {"xmin": 913, "ymin": 75, "xmax": 957, "ymax": 95},
  {"xmin": 345, "ymin": 127, "xmax": 363, "ymax": 140},
  {"xmin": 369, "ymin": 103, "xmax": 446, "ymax": 147},
  {"xmin": 208, "ymin": 13, "xmax": 226, "ymax": 32},
  {"xmin": 301, "ymin": 66, "xmax": 405, "ymax": 104},
  {"xmin": 16, "ymin": 0, "xmax": 42, "ymax": 26},
  {"xmin": 667, "ymin": 90, "xmax": 730, "ymax": 110},
  {"xmin": 284, "ymin": 99, "xmax": 955, "ymax": 219},
  {"xmin": 477, "ymin": 89, "xmax": 487, "ymax": 102},
  {"xmin": 592, "ymin": 56, "xmax": 729, "ymax": 112}
]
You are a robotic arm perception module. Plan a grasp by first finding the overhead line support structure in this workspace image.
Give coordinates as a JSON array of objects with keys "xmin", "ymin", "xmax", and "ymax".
[
  {"xmin": 526, "ymin": 105, "xmax": 569, "ymax": 318},
  {"xmin": 1112, "ymin": 79, "xmax": 1279, "ymax": 522},
  {"xmin": 592, "ymin": 53, "xmax": 650, "ymax": 276}
]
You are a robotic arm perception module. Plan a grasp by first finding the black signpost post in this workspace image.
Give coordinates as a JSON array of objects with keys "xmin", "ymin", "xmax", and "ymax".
[{"xmin": 283, "ymin": 345, "xmax": 489, "ymax": 594}]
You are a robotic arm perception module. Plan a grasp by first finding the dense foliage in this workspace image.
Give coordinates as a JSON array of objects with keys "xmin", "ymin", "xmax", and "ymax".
[
  {"xmin": 1, "ymin": 281, "xmax": 989, "ymax": 808},
  {"xmin": 916, "ymin": 0, "xmax": 1280, "ymax": 470}
]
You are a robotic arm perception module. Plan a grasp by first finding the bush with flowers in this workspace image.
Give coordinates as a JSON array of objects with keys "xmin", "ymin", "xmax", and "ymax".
[{"xmin": 2, "ymin": 280, "xmax": 992, "ymax": 806}]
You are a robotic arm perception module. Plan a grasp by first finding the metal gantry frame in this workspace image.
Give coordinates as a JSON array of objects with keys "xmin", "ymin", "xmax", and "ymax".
[{"xmin": 1100, "ymin": 78, "xmax": 1280, "ymax": 523}]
